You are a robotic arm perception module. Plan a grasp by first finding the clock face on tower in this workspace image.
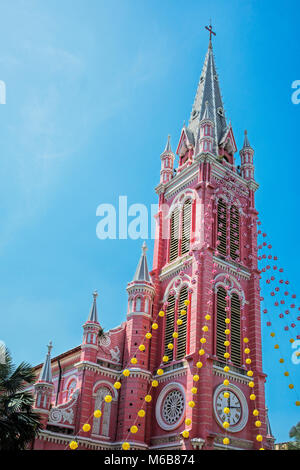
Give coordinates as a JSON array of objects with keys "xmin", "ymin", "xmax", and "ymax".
[{"xmin": 213, "ymin": 383, "xmax": 249, "ymax": 433}]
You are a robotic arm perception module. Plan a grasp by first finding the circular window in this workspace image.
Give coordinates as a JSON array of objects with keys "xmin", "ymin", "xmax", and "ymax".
[
  {"xmin": 162, "ymin": 390, "xmax": 185, "ymax": 425},
  {"xmin": 155, "ymin": 383, "xmax": 186, "ymax": 431}
]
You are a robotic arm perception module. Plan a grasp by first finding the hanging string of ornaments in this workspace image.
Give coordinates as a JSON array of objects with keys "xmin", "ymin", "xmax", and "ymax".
[{"xmin": 68, "ymin": 187, "xmax": 299, "ymax": 451}]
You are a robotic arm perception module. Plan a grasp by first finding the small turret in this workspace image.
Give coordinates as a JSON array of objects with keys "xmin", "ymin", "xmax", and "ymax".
[
  {"xmin": 34, "ymin": 342, "xmax": 54, "ymax": 427},
  {"xmin": 81, "ymin": 291, "xmax": 101, "ymax": 363},
  {"xmin": 160, "ymin": 135, "xmax": 175, "ymax": 184},
  {"xmin": 240, "ymin": 130, "xmax": 254, "ymax": 180},
  {"xmin": 198, "ymin": 101, "xmax": 214, "ymax": 154},
  {"xmin": 127, "ymin": 242, "xmax": 154, "ymax": 316}
]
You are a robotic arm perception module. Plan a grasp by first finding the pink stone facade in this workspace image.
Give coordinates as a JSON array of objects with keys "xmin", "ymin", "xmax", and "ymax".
[{"xmin": 30, "ymin": 40, "xmax": 274, "ymax": 451}]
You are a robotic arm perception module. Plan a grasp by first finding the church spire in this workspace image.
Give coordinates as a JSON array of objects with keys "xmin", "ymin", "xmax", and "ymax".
[
  {"xmin": 132, "ymin": 241, "xmax": 151, "ymax": 283},
  {"xmin": 87, "ymin": 291, "xmax": 99, "ymax": 323},
  {"xmin": 39, "ymin": 341, "xmax": 53, "ymax": 383},
  {"xmin": 188, "ymin": 26, "xmax": 227, "ymax": 154}
]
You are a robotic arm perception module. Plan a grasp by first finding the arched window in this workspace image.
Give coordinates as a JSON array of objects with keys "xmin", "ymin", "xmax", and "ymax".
[
  {"xmin": 176, "ymin": 286, "xmax": 189, "ymax": 360},
  {"xmin": 217, "ymin": 199, "xmax": 227, "ymax": 256},
  {"xmin": 230, "ymin": 293, "xmax": 241, "ymax": 366},
  {"xmin": 135, "ymin": 297, "xmax": 141, "ymax": 312},
  {"xmin": 129, "ymin": 298, "xmax": 133, "ymax": 313},
  {"xmin": 67, "ymin": 379, "xmax": 77, "ymax": 400},
  {"xmin": 145, "ymin": 298, "xmax": 149, "ymax": 313},
  {"xmin": 164, "ymin": 295, "xmax": 176, "ymax": 362},
  {"xmin": 181, "ymin": 199, "xmax": 192, "ymax": 255},
  {"xmin": 216, "ymin": 287, "xmax": 227, "ymax": 361},
  {"xmin": 169, "ymin": 208, "xmax": 180, "ymax": 262},
  {"xmin": 230, "ymin": 206, "xmax": 240, "ymax": 260},
  {"xmin": 92, "ymin": 386, "xmax": 112, "ymax": 437}
]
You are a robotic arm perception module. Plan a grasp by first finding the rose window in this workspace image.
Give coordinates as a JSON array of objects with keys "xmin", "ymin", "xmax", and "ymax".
[{"xmin": 161, "ymin": 389, "xmax": 185, "ymax": 425}]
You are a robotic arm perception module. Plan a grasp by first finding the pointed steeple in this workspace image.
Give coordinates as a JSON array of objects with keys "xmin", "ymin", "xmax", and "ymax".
[
  {"xmin": 201, "ymin": 100, "xmax": 212, "ymax": 122},
  {"xmin": 132, "ymin": 242, "xmax": 151, "ymax": 283},
  {"xmin": 188, "ymin": 40, "xmax": 227, "ymax": 153},
  {"xmin": 39, "ymin": 341, "xmax": 53, "ymax": 383},
  {"xmin": 163, "ymin": 135, "xmax": 172, "ymax": 153},
  {"xmin": 87, "ymin": 291, "xmax": 99, "ymax": 323},
  {"xmin": 242, "ymin": 129, "xmax": 252, "ymax": 149}
]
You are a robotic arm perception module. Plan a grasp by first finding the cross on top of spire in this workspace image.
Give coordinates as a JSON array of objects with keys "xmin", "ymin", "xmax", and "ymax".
[{"xmin": 205, "ymin": 22, "xmax": 216, "ymax": 44}]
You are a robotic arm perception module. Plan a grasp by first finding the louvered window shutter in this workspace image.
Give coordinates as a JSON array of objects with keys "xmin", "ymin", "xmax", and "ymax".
[
  {"xmin": 216, "ymin": 287, "xmax": 227, "ymax": 360},
  {"xmin": 230, "ymin": 206, "xmax": 240, "ymax": 260},
  {"xmin": 231, "ymin": 293, "xmax": 241, "ymax": 367},
  {"xmin": 181, "ymin": 199, "xmax": 192, "ymax": 255},
  {"xmin": 176, "ymin": 286, "xmax": 188, "ymax": 360},
  {"xmin": 217, "ymin": 199, "xmax": 227, "ymax": 256},
  {"xmin": 169, "ymin": 208, "xmax": 180, "ymax": 262},
  {"xmin": 164, "ymin": 295, "xmax": 176, "ymax": 362}
]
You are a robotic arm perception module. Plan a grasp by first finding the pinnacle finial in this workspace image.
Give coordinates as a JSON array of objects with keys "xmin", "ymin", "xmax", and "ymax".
[
  {"xmin": 242, "ymin": 129, "xmax": 252, "ymax": 149},
  {"xmin": 93, "ymin": 290, "xmax": 98, "ymax": 300},
  {"xmin": 47, "ymin": 341, "xmax": 53, "ymax": 355},
  {"xmin": 87, "ymin": 290, "xmax": 99, "ymax": 323},
  {"xmin": 164, "ymin": 134, "xmax": 172, "ymax": 153},
  {"xmin": 142, "ymin": 241, "xmax": 148, "ymax": 255}
]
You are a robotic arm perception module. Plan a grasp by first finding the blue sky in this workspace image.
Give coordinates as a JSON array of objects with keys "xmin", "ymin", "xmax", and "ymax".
[{"xmin": 0, "ymin": 0, "xmax": 299, "ymax": 443}]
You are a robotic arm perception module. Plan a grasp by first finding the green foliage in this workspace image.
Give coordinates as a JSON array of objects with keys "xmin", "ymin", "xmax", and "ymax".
[
  {"xmin": 0, "ymin": 348, "xmax": 41, "ymax": 450},
  {"xmin": 287, "ymin": 422, "xmax": 300, "ymax": 450}
]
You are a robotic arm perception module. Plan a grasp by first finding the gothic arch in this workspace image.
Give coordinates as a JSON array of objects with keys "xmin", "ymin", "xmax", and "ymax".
[
  {"xmin": 213, "ymin": 273, "xmax": 245, "ymax": 306},
  {"xmin": 167, "ymin": 188, "xmax": 198, "ymax": 219},
  {"xmin": 162, "ymin": 273, "xmax": 192, "ymax": 302}
]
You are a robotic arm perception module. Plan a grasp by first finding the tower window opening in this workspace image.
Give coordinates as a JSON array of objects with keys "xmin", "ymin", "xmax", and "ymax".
[
  {"xmin": 230, "ymin": 293, "xmax": 241, "ymax": 367},
  {"xmin": 230, "ymin": 206, "xmax": 240, "ymax": 260},
  {"xmin": 217, "ymin": 199, "xmax": 227, "ymax": 256},
  {"xmin": 176, "ymin": 286, "xmax": 188, "ymax": 360},
  {"xmin": 164, "ymin": 295, "xmax": 176, "ymax": 362},
  {"xmin": 181, "ymin": 199, "xmax": 192, "ymax": 256},
  {"xmin": 169, "ymin": 208, "xmax": 180, "ymax": 262},
  {"xmin": 216, "ymin": 287, "xmax": 227, "ymax": 361}
]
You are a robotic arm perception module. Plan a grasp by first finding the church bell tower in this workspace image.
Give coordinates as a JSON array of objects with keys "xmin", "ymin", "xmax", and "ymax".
[{"xmin": 148, "ymin": 25, "xmax": 271, "ymax": 450}]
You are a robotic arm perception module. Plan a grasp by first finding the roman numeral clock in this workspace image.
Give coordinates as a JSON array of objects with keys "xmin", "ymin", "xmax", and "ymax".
[{"xmin": 213, "ymin": 383, "xmax": 249, "ymax": 433}]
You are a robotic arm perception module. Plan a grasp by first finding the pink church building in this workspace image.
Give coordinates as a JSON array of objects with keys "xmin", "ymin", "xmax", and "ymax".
[{"xmin": 31, "ymin": 35, "xmax": 274, "ymax": 451}]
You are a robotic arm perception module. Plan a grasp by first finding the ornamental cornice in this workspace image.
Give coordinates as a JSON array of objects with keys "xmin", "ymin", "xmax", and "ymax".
[
  {"xmin": 153, "ymin": 364, "xmax": 188, "ymax": 383},
  {"xmin": 213, "ymin": 364, "xmax": 251, "ymax": 385},
  {"xmin": 74, "ymin": 361, "xmax": 119, "ymax": 378},
  {"xmin": 190, "ymin": 437, "xmax": 205, "ymax": 449},
  {"xmin": 212, "ymin": 256, "xmax": 251, "ymax": 281},
  {"xmin": 159, "ymin": 255, "xmax": 193, "ymax": 281}
]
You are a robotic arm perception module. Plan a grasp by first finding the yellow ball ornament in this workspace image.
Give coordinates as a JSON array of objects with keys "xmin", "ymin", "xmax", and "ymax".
[
  {"xmin": 188, "ymin": 400, "xmax": 195, "ymax": 408},
  {"xmin": 250, "ymin": 394, "xmax": 256, "ymax": 401},
  {"xmin": 82, "ymin": 423, "xmax": 91, "ymax": 432},
  {"xmin": 270, "ymin": 332, "xmax": 275, "ymax": 338},
  {"xmin": 279, "ymin": 358, "xmax": 284, "ymax": 363},
  {"xmin": 244, "ymin": 348, "xmax": 250, "ymax": 354},
  {"xmin": 130, "ymin": 425, "xmax": 138, "ymax": 434},
  {"xmin": 289, "ymin": 384, "xmax": 294, "ymax": 389},
  {"xmin": 256, "ymin": 434, "xmax": 263, "ymax": 442},
  {"xmin": 224, "ymin": 366, "xmax": 230, "ymax": 372},
  {"xmin": 225, "ymin": 318, "xmax": 230, "ymax": 324},
  {"xmin": 94, "ymin": 409, "xmax": 102, "ymax": 418},
  {"xmin": 223, "ymin": 437, "xmax": 230, "ymax": 445},
  {"xmin": 146, "ymin": 332, "xmax": 152, "ymax": 339},
  {"xmin": 225, "ymin": 329, "xmax": 230, "ymax": 335},
  {"xmin": 247, "ymin": 370, "xmax": 253, "ymax": 377},
  {"xmin": 223, "ymin": 407, "xmax": 230, "ymax": 414},
  {"xmin": 223, "ymin": 392, "xmax": 230, "ymax": 399},
  {"xmin": 246, "ymin": 358, "xmax": 252, "ymax": 365},
  {"xmin": 295, "ymin": 401, "xmax": 300, "ymax": 407},
  {"xmin": 253, "ymin": 409, "xmax": 259, "ymax": 416},
  {"xmin": 284, "ymin": 371, "xmax": 289, "ymax": 377},
  {"xmin": 223, "ymin": 421, "xmax": 230, "ymax": 429},
  {"xmin": 223, "ymin": 379, "xmax": 229, "ymax": 386},
  {"xmin": 205, "ymin": 314, "xmax": 211, "ymax": 321},
  {"xmin": 243, "ymin": 338, "xmax": 249, "ymax": 343},
  {"xmin": 180, "ymin": 309, "xmax": 187, "ymax": 316},
  {"xmin": 199, "ymin": 349, "xmax": 205, "ymax": 356},
  {"xmin": 152, "ymin": 380, "xmax": 159, "ymax": 387},
  {"xmin": 196, "ymin": 361, "xmax": 203, "ymax": 369},
  {"xmin": 185, "ymin": 418, "xmax": 192, "ymax": 426},
  {"xmin": 69, "ymin": 441, "xmax": 78, "ymax": 450},
  {"xmin": 131, "ymin": 357, "xmax": 138, "ymax": 365},
  {"xmin": 255, "ymin": 420, "xmax": 261, "ymax": 428},
  {"xmin": 248, "ymin": 381, "xmax": 255, "ymax": 388},
  {"xmin": 200, "ymin": 337, "xmax": 206, "ymax": 344},
  {"xmin": 139, "ymin": 344, "xmax": 145, "ymax": 352},
  {"xmin": 193, "ymin": 374, "xmax": 200, "ymax": 382},
  {"xmin": 184, "ymin": 299, "xmax": 190, "ymax": 306},
  {"xmin": 157, "ymin": 369, "xmax": 163, "ymax": 376},
  {"xmin": 158, "ymin": 310, "xmax": 165, "ymax": 317},
  {"xmin": 114, "ymin": 381, "xmax": 121, "ymax": 390},
  {"xmin": 122, "ymin": 442, "xmax": 130, "ymax": 451},
  {"xmin": 202, "ymin": 326, "xmax": 208, "ymax": 332},
  {"xmin": 224, "ymin": 340, "xmax": 230, "ymax": 347},
  {"xmin": 177, "ymin": 319, "xmax": 183, "ymax": 325},
  {"xmin": 274, "ymin": 344, "xmax": 279, "ymax": 349},
  {"xmin": 145, "ymin": 394, "xmax": 152, "ymax": 402},
  {"xmin": 224, "ymin": 352, "xmax": 230, "ymax": 359},
  {"xmin": 191, "ymin": 387, "xmax": 197, "ymax": 394},
  {"xmin": 138, "ymin": 409, "xmax": 145, "ymax": 418},
  {"xmin": 152, "ymin": 323, "xmax": 158, "ymax": 330},
  {"xmin": 104, "ymin": 395, "xmax": 112, "ymax": 403},
  {"xmin": 123, "ymin": 369, "xmax": 130, "ymax": 377},
  {"xmin": 173, "ymin": 332, "xmax": 178, "ymax": 338},
  {"xmin": 167, "ymin": 343, "xmax": 174, "ymax": 350},
  {"xmin": 162, "ymin": 355, "xmax": 169, "ymax": 363},
  {"xmin": 182, "ymin": 430, "xmax": 189, "ymax": 438}
]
